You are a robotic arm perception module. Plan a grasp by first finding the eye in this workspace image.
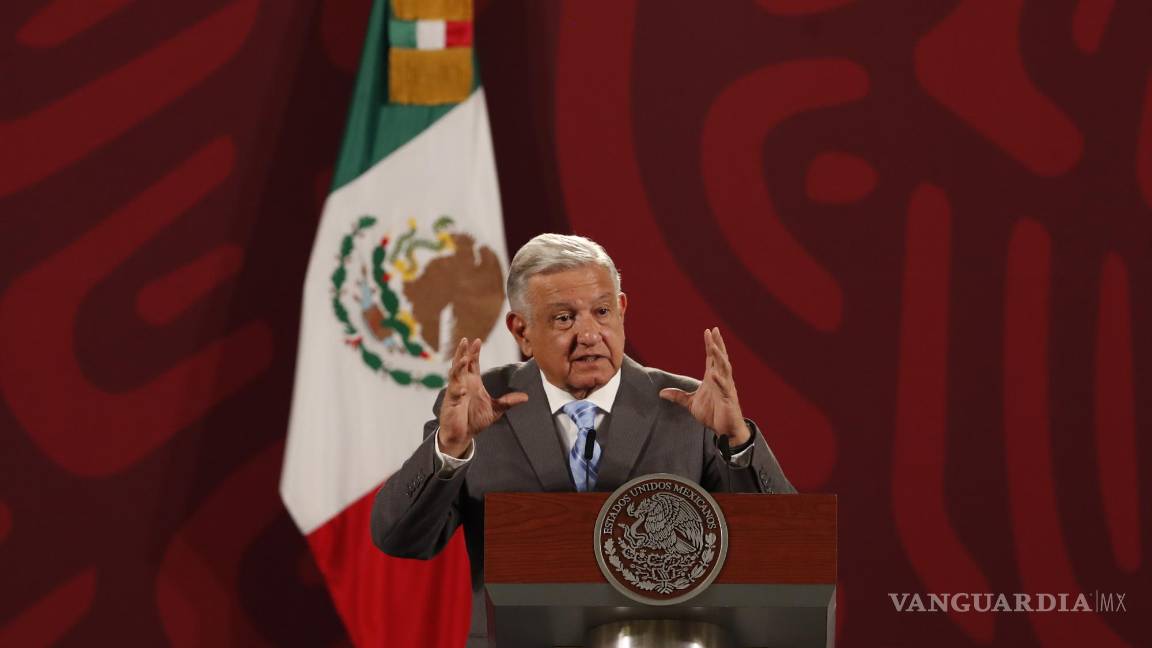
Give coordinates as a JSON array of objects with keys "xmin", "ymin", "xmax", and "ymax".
[
  {"xmin": 553, "ymin": 313, "xmax": 574, "ymax": 329},
  {"xmin": 596, "ymin": 306, "xmax": 611, "ymax": 317}
]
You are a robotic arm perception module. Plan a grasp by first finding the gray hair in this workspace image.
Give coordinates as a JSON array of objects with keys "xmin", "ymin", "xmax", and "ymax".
[{"xmin": 506, "ymin": 233, "xmax": 622, "ymax": 313}]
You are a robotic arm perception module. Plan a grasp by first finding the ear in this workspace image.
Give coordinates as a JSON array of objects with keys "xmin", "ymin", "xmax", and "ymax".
[
  {"xmin": 617, "ymin": 292, "xmax": 628, "ymax": 320},
  {"xmin": 506, "ymin": 311, "xmax": 532, "ymax": 357}
]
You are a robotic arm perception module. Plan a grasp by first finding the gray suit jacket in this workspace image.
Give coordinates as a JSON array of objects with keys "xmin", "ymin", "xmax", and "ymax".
[{"xmin": 370, "ymin": 356, "xmax": 795, "ymax": 644}]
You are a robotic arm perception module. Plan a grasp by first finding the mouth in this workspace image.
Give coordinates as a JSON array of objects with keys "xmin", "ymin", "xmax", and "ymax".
[{"xmin": 571, "ymin": 355, "xmax": 606, "ymax": 365}]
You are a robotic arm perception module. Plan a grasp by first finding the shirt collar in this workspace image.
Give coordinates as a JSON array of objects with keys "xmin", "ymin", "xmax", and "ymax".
[{"xmin": 539, "ymin": 367, "xmax": 622, "ymax": 415}]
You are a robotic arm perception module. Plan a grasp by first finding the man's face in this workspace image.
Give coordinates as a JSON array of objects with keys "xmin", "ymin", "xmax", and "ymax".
[{"xmin": 507, "ymin": 264, "xmax": 627, "ymax": 398}]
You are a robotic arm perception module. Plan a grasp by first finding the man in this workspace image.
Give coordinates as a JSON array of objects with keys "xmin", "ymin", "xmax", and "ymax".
[{"xmin": 371, "ymin": 234, "xmax": 794, "ymax": 646}]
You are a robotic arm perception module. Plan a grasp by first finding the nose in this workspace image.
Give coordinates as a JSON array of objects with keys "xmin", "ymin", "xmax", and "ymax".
[{"xmin": 574, "ymin": 317, "xmax": 602, "ymax": 345}]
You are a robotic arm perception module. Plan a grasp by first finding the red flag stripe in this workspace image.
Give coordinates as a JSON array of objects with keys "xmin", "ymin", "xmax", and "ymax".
[
  {"xmin": 445, "ymin": 21, "xmax": 472, "ymax": 47},
  {"xmin": 305, "ymin": 485, "xmax": 473, "ymax": 647}
]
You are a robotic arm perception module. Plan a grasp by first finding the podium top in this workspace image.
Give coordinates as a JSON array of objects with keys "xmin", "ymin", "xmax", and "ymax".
[{"xmin": 485, "ymin": 492, "xmax": 835, "ymax": 585}]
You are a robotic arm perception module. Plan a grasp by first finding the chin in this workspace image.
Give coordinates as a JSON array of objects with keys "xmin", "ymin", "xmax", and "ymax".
[
  {"xmin": 566, "ymin": 371, "xmax": 600, "ymax": 385},
  {"xmin": 576, "ymin": 373, "xmax": 612, "ymax": 390}
]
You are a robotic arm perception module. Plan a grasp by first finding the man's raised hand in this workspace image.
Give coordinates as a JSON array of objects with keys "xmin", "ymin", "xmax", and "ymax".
[
  {"xmin": 658, "ymin": 328, "xmax": 752, "ymax": 445},
  {"xmin": 437, "ymin": 338, "xmax": 529, "ymax": 458}
]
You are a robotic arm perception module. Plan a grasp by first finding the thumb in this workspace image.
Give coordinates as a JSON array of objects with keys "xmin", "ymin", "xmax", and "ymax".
[
  {"xmin": 493, "ymin": 391, "xmax": 529, "ymax": 413},
  {"xmin": 659, "ymin": 388, "xmax": 693, "ymax": 407}
]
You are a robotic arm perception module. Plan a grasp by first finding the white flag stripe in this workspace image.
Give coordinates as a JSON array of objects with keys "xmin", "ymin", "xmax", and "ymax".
[
  {"xmin": 416, "ymin": 20, "xmax": 446, "ymax": 50},
  {"xmin": 281, "ymin": 89, "xmax": 518, "ymax": 534}
]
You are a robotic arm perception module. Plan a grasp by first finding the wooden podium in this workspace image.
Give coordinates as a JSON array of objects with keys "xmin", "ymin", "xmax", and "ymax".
[{"xmin": 485, "ymin": 492, "xmax": 837, "ymax": 647}]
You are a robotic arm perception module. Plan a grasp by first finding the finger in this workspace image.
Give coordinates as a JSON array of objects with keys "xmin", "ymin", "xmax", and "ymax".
[
  {"xmin": 659, "ymin": 387, "xmax": 693, "ymax": 407},
  {"xmin": 448, "ymin": 338, "xmax": 465, "ymax": 375},
  {"xmin": 707, "ymin": 329, "xmax": 732, "ymax": 379},
  {"xmin": 468, "ymin": 338, "xmax": 482, "ymax": 374},
  {"xmin": 493, "ymin": 391, "xmax": 529, "ymax": 413},
  {"xmin": 712, "ymin": 327, "xmax": 729, "ymax": 356},
  {"xmin": 703, "ymin": 329, "xmax": 715, "ymax": 375},
  {"xmin": 457, "ymin": 339, "xmax": 476, "ymax": 379},
  {"xmin": 458, "ymin": 338, "xmax": 476, "ymax": 373},
  {"xmin": 447, "ymin": 338, "xmax": 469, "ymax": 385},
  {"xmin": 446, "ymin": 341, "xmax": 470, "ymax": 392},
  {"xmin": 715, "ymin": 328, "xmax": 733, "ymax": 374},
  {"xmin": 705, "ymin": 329, "xmax": 725, "ymax": 378}
]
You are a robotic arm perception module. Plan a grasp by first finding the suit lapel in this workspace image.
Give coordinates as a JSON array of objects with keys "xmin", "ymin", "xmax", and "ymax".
[
  {"xmin": 595, "ymin": 357, "xmax": 658, "ymax": 489},
  {"xmin": 504, "ymin": 359, "xmax": 573, "ymax": 491}
]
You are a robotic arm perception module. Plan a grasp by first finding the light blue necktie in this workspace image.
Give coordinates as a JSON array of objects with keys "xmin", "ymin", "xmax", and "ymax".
[{"xmin": 562, "ymin": 400, "xmax": 602, "ymax": 492}]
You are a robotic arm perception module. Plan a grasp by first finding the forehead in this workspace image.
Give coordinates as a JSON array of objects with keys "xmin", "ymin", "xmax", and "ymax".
[{"xmin": 525, "ymin": 265, "xmax": 616, "ymax": 306}]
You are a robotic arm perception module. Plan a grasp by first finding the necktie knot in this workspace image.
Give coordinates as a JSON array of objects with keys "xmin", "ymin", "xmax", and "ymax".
[{"xmin": 561, "ymin": 400, "xmax": 597, "ymax": 431}]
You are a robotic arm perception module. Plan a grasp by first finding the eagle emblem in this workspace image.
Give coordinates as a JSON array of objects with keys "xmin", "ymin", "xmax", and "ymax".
[
  {"xmin": 594, "ymin": 474, "xmax": 728, "ymax": 605},
  {"xmin": 623, "ymin": 492, "xmax": 704, "ymax": 555}
]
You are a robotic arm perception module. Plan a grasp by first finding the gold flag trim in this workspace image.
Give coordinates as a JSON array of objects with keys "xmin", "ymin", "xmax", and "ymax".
[
  {"xmin": 389, "ymin": 48, "xmax": 473, "ymax": 105},
  {"xmin": 392, "ymin": 0, "xmax": 471, "ymax": 21}
]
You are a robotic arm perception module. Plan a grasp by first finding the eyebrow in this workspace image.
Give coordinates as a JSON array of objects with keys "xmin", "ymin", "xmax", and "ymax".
[{"xmin": 544, "ymin": 293, "xmax": 614, "ymax": 310}]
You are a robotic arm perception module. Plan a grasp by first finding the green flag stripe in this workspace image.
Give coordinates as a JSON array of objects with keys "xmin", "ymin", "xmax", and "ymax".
[
  {"xmin": 387, "ymin": 19, "xmax": 418, "ymax": 49},
  {"xmin": 331, "ymin": 0, "xmax": 483, "ymax": 191}
]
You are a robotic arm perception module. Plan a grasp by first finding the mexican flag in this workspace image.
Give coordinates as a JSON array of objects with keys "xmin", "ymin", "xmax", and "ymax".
[{"xmin": 280, "ymin": 0, "xmax": 518, "ymax": 645}]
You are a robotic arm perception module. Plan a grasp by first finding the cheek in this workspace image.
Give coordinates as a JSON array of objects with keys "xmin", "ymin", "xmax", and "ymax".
[
  {"xmin": 542, "ymin": 337, "xmax": 570, "ymax": 363},
  {"xmin": 608, "ymin": 325, "xmax": 625, "ymax": 347}
]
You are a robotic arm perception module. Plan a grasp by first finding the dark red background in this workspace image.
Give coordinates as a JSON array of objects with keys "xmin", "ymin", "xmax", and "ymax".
[{"xmin": 1, "ymin": 1, "xmax": 1148, "ymax": 646}]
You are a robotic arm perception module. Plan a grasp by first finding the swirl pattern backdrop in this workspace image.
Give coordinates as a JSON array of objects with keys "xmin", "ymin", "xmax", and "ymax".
[{"xmin": 1, "ymin": 1, "xmax": 1149, "ymax": 646}]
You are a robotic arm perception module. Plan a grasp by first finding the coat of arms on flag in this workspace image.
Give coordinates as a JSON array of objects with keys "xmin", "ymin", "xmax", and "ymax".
[{"xmin": 332, "ymin": 216, "xmax": 506, "ymax": 388}]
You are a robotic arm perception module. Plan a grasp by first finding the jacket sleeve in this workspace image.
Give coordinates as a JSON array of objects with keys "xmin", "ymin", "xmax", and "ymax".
[
  {"xmin": 369, "ymin": 390, "xmax": 470, "ymax": 559},
  {"xmin": 703, "ymin": 418, "xmax": 797, "ymax": 494}
]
